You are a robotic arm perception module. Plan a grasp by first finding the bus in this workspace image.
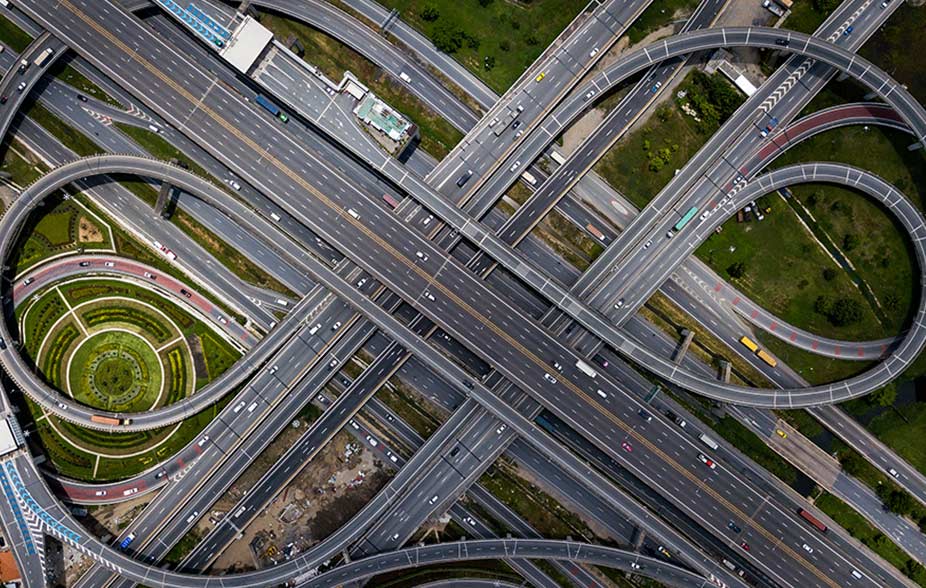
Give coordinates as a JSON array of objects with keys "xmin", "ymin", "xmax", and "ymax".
[
  {"xmin": 757, "ymin": 349, "xmax": 778, "ymax": 368},
  {"xmin": 674, "ymin": 206, "xmax": 699, "ymax": 231},
  {"xmin": 549, "ymin": 150, "xmax": 567, "ymax": 165},
  {"xmin": 91, "ymin": 415, "xmax": 131, "ymax": 426},
  {"xmin": 739, "ymin": 336, "xmax": 759, "ymax": 353},
  {"xmin": 382, "ymin": 193, "xmax": 400, "ymax": 209},
  {"xmin": 798, "ymin": 508, "xmax": 827, "ymax": 533},
  {"xmin": 33, "ymin": 48, "xmax": 54, "ymax": 68},
  {"xmin": 586, "ymin": 223, "xmax": 606, "ymax": 242}
]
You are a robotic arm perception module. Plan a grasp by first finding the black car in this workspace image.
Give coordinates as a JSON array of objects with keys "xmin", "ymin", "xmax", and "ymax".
[
  {"xmin": 512, "ymin": 120, "xmax": 522, "ymax": 130},
  {"xmin": 462, "ymin": 379, "xmax": 474, "ymax": 390},
  {"xmin": 727, "ymin": 521, "xmax": 742, "ymax": 533},
  {"xmin": 0, "ymin": 96, "xmax": 7, "ymax": 104},
  {"xmin": 775, "ymin": 38, "xmax": 790, "ymax": 46},
  {"xmin": 77, "ymin": 94, "xmax": 88, "ymax": 102},
  {"xmin": 79, "ymin": 261, "xmax": 91, "ymax": 267},
  {"xmin": 180, "ymin": 288, "xmax": 192, "ymax": 298}
]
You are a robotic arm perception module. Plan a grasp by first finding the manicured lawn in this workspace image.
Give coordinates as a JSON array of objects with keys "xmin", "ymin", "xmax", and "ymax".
[
  {"xmin": 0, "ymin": 13, "xmax": 33, "ymax": 53},
  {"xmin": 864, "ymin": 402, "xmax": 926, "ymax": 477},
  {"xmin": 66, "ymin": 330, "xmax": 164, "ymax": 413},
  {"xmin": 377, "ymin": 0, "xmax": 587, "ymax": 94},
  {"xmin": 697, "ymin": 194, "xmax": 884, "ymax": 341},
  {"xmin": 256, "ymin": 10, "xmax": 463, "ymax": 159},
  {"xmin": 19, "ymin": 288, "xmax": 69, "ymax": 356},
  {"xmin": 815, "ymin": 492, "xmax": 926, "ymax": 586}
]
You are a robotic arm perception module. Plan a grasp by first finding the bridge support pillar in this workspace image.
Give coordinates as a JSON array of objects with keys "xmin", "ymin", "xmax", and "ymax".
[
  {"xmin": 908, "ymin": 142, "xmax": 923, "ymax": 152},
  {"xmin": 156, "ymin": 181, "xmax": 174, "ymax": 219},
  {"xmin": 631, "ymin": 526, "xmax": 645, "ymax": 550},
  {"xmin": 719, "ymin": 360, "xmax": 731, "ymax": 383},
  {"xmin": 672, "ymin": 329, "xmax": 694, "ymax": 364}
]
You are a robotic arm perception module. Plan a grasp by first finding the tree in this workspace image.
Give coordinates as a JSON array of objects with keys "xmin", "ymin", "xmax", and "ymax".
[
  {"xmin": 814, "ymin": 295, "xmax": 831, "ymax": 316},
  {"xmin": 843, "ymin": 233, "xmax": 858, "ymax": 251},
  {"xmin": 869, "ymin": 382, "xmax": 897, "ymax": 407},
  {"xmin": 822, "ymin": 267, "xmax": 837, "ymax": 281},
  {"xmin": 827, "ymin": 297, "xmax": 863, "ymax": 327},
  {"xmin": 813, "ymin": 0, "xmax": 839, "ymax": 13},
  {"xmin": 478, "ymin": 0, "xmax": 494, "ymax": 6},
  {"xmin": 433, "ymin": 25, "xmax": 464, "ymax": 53},
  {"xmin": 525, "ymin": 35, "xmax": 539, "ymax": 46},
  {"xmin": 726, "ymin": 261, "xmax": 746, "ymax": 279},
  {"xmin": 878, "ymin": 484, "xmax": 915, "ymax": 515},
  {"xmin": 420, "ymin": 5, "xmax": 440, "ymax": 21},
  {"xmin": 839, "ymin": 450, "xmax": 867, "ymax": 478},
  {"xmin": 499, "ymin": 40, "xmax": 510, "ymax": 52}
]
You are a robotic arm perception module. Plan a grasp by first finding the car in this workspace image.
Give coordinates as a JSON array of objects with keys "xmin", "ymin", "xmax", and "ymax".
[
  {"xmin": 388, "ymin": 452, "xmax": 398, "ymax": 463},
  {"xmin": 22, "ymin": 277, "xmax": 34, "ymax": 286},
  {"xmin": 218, "ymin": 316, "xmax": 228, "ymax": 325},
  {"xmin": 0, "ymin": 96, "xmax": 7, "ymax": 104},
  {"xmin": 543, "ymin": 373, "xmax": 558, "ymax": 384},
  {"xmin": 57, "ymin": 402, "xmax": 67, "ymax": 410},
  {"xmin": 463, "ymin": 516, "xmax": 477, "ymax": 526},
  {"xmin": 16, "ymin": 82, "xmax": 26, "ymax": 93},
  {"xmin": 423, "ymin": 214, "xmax": 433, "ymax": 225},
  {"xmin": 621, "ymin": 441, "xmax": 632, "ymax": 452},
  {"xmin": 657, "ymin": 545, "xmax": 671, "ymax": 558},
  {"xmin": 77, "ymin": 94, "xmax": 88, "ymax": 102},
  {"xmin": 802, "ymin": 543, "xmax": 814, "ymax": 554},
  {"xmin": 775, "ymin": 429, "xmax": 788, "ymax": 439},
  {"xmin": 462, "ymin": 380, "xmax": 474, "ymax": 390},
  {"xmin": 144, "ymin": 272, "xmax": 156, "ymax": 280},
  {"xmin": 889, "ymin": 468, "xmax": 900, "ymax": 478},
  {"xmin": 535, "ymin": 72, "xmax": 546, "ymax": 82},
  {"xmin": 638, "ymin": 409, "xmax": 652, "ymax": 422},
  {"xmin": 79, "ymin": 261, "xmax": 91, "ymax": 267},
  {"xmin": 760, "ymin": 128, "xmax": 769, "ymax": 138},
  {"xmin": 416, "ymin": 251, "xmax": 428, "ymax": 261},
  {"xmin": 775, "ymin": 38, "xmax": 790, "ymax": 46},
  {"xmin": 512, "ymin": 120, "xmax": 522, "ymax": 130},
  {"xmin": 880, "ymin": 0, "xmax": 889, "ymax": 6},
  {"xmin": 496, "ymin": 424, "xmax": 507, "ymax": 434},
  {"xmin": 643, "ymin": 240, "xmax": 652, "ymax": 249},
  {"xmin": 331, "ymin": 321, "xmax": 342, "ymax": 331},
  {"xmin": 197, "ymin": 436, "xmax": 209, "ymax": 447},
  {"xmin": 104, "ymin": 261, "xmax": 114, "ymax": 267},
  {"xmin": 429, "ymin": 494, "xmax": 439, "ymax": 505},
  {"xmin": 614, "ymin": 298, "xmax": 625, "ymax": 309},
  {"xmin": 94, "ymin": 490, "xmax": 107, "ymax": 496},
  {"xmin": 180, "ymin": 288, "xmax": 192, "ymax": 298},
  {"xmin": 552, "ymin": 361, "xmax": 563, "ymax": 372},
  {"xmin": 424, "ymin": 291, "xmax": 435, "ymax": 301},
  {"xmin": 365, "ymin": 435, "xmax": 378, "ymax": 447},
  {"xmin": 509, "ymin": 161, "xmax": 521, "ymax": 173},
  {"xmin": 630, "ymin": 562, "xmax": 641, "ymax": 570},
  {"xmin": 584, "ymin": 90, "xmax": 596, "ymax": 101},
  {"xmin": 740, "ymin": 541, "xmax": 750, "ymax": 552},
  {"xmin": 349, "ymin": 420, "xmax": 359, "ymax": 430},
  {"xmin": 391, "ymin": 533, "xmax": 400, "ymax": 540},
  {"xmin": 698, "ymin": 453, "xmax": 717, "ymax": 469},
  {"xmin": 456, "ymin": 170, "xmax": 474, "ymax": 187},
  {"xmin": 589, "ymin": 48, "xmax": 599, "ymax": 57},
  {"xmin": 233, "ymin": 401, "xmax": 245, "ymax": 413},
  {"xmin": 650, "ymin": 81, "xmax": 662, "ymax": 93},
  {"xmin": 0, "ymin": 338, "xmax": 5, "ymax": 350},
  {"xmin": 844, "ymin": 25, "xmax": 853, "ymax": 35},
  {"xmin": 227, "ymin": 179, "xmax": 241, "ymax": 191},
  {"xmin": 356, "ymin": 277, "xmax": 367, "ymax": 288},
  {"xmin": 156, "ymin": 470, "xmax": 166, "ymax": 479},
  {"xmin": 727, "ymin": 521, "xmax": 741, "ymax": 533}
]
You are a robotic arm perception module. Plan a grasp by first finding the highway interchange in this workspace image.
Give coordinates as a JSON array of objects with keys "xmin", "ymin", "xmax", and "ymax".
[{"xmin": 0, "ymin": 0, "xmax": 922, "ymax": 586}]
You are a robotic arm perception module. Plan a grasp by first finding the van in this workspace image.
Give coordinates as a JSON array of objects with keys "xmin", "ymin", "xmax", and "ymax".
[
  {"xmin": 456, "ymin": 170, "xmax": 473, "ymax": 187},
  {"xmin": 309, "ymin": 324, "xmax": 321, "ymax": 335},
  {"xmin": 197, "ymin": 436, "xmax": 210, "ymax": 447},
  {"xmin": 596, "ymin": 389, "xmax": 607, "ymax": 399},
  {"xmin": 233, "ymin": 401, "xmax": 245, "ymax": 413},
  {"xmin": 247, "ymin": 402, "xmax": 258, "ymax": 413},
  {"xmin": 347, "ymin": 208, "xmax": 360, "ymax": 219},
  {"xmin": 851, "ymin": 570, "xmax": 863, "ymax": 580},
  {"xmin": 270, "ymin": 212, "xmax": 281, "ymax": 222},
  {"xmin": 276, "ymin": 299, "xmax": 289, "ymax": 307},
  {"xmin": 399, "ymin": 72, "xmax": 411, "ymax": 83},
  {"xmin": 186, "ymin": 511, "xmax": 199, "ymax": 524},
  {"xmin": 148, "ymin": 124, "xmax": 162, "ymax": 133}
]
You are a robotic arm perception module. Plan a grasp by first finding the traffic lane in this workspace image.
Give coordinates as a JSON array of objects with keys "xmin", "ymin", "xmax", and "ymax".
[{"xmin": 20, "ymin": 8, "xmax": 892, "ymax": 580}]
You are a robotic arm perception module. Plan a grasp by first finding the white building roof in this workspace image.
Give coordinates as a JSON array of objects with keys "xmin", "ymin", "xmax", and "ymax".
[{"xmin": 220, "ymin": 15, "xmax": 273, "ymax": 74}]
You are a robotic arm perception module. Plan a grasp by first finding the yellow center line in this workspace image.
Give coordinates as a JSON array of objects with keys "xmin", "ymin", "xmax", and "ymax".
[{"xmin": 60, "ymin": 3, "xmax": 837, "ymax": 585}]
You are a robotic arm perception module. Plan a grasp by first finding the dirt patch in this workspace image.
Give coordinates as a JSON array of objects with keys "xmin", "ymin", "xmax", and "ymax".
[
  {"xmin": 64, "ymin": 542, "xmax": 94, "ymax": 586},
  {"xmin": 187, "ymin": 335, "xmax": 207, "ymax": 379},
  {"xmin": 211, "ymin": 431, "xmax": 390, "ymax": 573},
  {"xmin": 77, "ymin": 216, "xmax": 104, "ymax": 243},
  {"xmin": 82, "ymin": 494, "xmax": 154, "ymax": 539}
]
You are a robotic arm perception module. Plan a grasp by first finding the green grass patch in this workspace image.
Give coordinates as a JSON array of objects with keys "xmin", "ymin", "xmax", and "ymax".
[
  {"xmin": 376, "ymin": 378, "xmax": 440, "ymax": 439},
  {"xmin": 61, "ymin": 280, "xmax": 195, "ymax": 331},
  {"xmin": 82, "ymin": 304, "xmax": 174, "ymax": 343},
  {"xmin": 815, "ymin": 492, "xmax": 926, "ymax": 586},
  {"xmin": 1, "ymin": 138, "xmax": 49, "ymax": 185},
  {"xmin": 22, "ymin": 103, "xmax": 103, "ymax": 157},
  {"xmin": 861, "ymin": 3, "xmax": 926, "ymax": 104},
  {"xmin": 783, "ymin": 1, "xmax": 828, "ymax": 35},
  {"xmin": 697, "ymin": 194, "xmax": 883, "ymax": 341},
  {"xmin": 0, "ymin": 13, "xmax": 33, "ymax": 52},
  {"xmin": 859, "ymin": 402, "xmax": 926, "ymax": 478},
  {"xmin": 65, "ymin": 330, "xmax": 164, "ymax": 413},
  {"xmin": 48, "ymin": 60, "xmax": 122, "ymax": 108},
  {"xmin": 199, "ymin": 332, "xmax": 238, "ymax": 382},
  {"xmin": 375, "ymin": 0, "xmax": 587, "ymax": 94},
  {"xmin": 19, "ymin": 288, "xmax": 69, "ymax": 357},
  {"xmin": 12, "ymin": 197, "xmax": 112, "ymax": 274},
  {"xmin": 115, "ymin": 124, "xmax": 209, "ymax": 178},
  {"xmin": 256, "ymin": 10, "xmax": 463, "ymax": 159},
  {"xmin": 39, "ymin": 322, "xmax": 80, "ymax": 390}
]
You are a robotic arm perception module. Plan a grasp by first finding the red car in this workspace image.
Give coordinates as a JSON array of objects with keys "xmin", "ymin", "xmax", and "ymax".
[
  {"xmin": 621, "ymin": 441, "xmax": 633, "ymax": 453},
  {"xmin": 740, "ymin": 541, "xmax": 750, "ymax": 552},
  {"xmin": 698, "ymin": 453, "xmax": 717, "ymax": 470}
]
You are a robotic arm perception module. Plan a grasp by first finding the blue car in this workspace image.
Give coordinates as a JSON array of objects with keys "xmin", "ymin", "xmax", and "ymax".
[{"xmin": 843, "ymin": 25, "xmax": 854, "ymax": 36}]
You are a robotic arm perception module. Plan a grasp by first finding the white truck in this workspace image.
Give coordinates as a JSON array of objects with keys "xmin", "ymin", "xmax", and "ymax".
[{"xmin": 575, "ymin": 360, "xmax": 598, "ymax": 379}]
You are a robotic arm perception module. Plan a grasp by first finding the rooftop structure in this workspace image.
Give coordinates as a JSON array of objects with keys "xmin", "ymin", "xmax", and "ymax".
[{"xmin": 353, "ymin": 93, "xmax": 413, "ymax": 142}]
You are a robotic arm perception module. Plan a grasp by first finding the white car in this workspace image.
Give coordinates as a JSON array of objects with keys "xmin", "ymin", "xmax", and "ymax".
[
  {"xmin": 509, "ymin": 161, "xmax": 521, "ymax": 173},
  {"xmin": 428, "ymin": 494, "xmax": 439, "ymax": 505},
  {"xmin": 356, "ymin": 277, "xmax": 367, "ymax": 288},
  {"xmin": 366, "ymin": 435, "xmax": 378, "ymax": 447},
  {"xmin": 543, "ymin": 373, "xmax": 557, "ymax": 384},
  {"xmin": 463, "ymin": 516, "xmax": 477, "ymax": 526},
  {"xmin": 496, "ymin": 424, "xmax": 507, "ymax": 434},
  {"xmin": 614, "ymin": 298, "xmax": 625, "ymax": 309},
  {"xmin": 227, "ymin": 179, "xmax": 241, "ymax": 190},
  {"xmin": 104, "ymin": 261, "xmax": 115, "ymax": 267},
  {"xmin": 416, "ymin": 251, "xmax": 428, "ymax": 261},
  {"xmin": 331, "ymin": 321, "xmax": 342, "ymax": 331},
  {"xmin": 802, "ymin": 543, "xmax": 814, "ymax": 554}
]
